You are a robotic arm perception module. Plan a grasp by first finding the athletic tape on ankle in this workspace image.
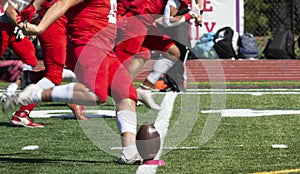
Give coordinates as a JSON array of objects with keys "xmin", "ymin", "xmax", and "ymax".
[
  {"xmin": 116, "ymin": 110, "xmax": 137, "ymax": 134},
  {"xmin": 51, "ymin": 83, "xmax": 75, "ymax": 103}
]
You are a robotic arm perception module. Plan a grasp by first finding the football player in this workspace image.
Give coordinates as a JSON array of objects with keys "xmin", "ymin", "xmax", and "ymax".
[
  {"xmin": 5, "ymin": 0, "xmax": 88, "ymax": 128},
  {"xmin": 4, "ymin": 0, "xmax": 142, "ymax": 164},
  {"xmin": 115, "ymin": 0, "xmax": 203, "ymax": 110},
  {"xmin": 0, "ymin": 1, "xmax": 45, "ymax": 127},
  {"xmin": 0, "ymin": 1, "xmax": 37, "ymax": 102}
]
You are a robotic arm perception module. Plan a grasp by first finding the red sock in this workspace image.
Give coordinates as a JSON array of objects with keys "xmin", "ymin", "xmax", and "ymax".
[{"xmin": 17, "ymin": 103, "xmax": 38, "ymax": 115}]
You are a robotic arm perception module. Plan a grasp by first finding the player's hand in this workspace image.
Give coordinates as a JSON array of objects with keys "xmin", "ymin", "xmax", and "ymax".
[
  {"xmin": 194, "ymin": 16, "xmax": 202, "ymax": 27},
  {"xmin": 190, "ymin": 6, "xmax": 201, "ymax": 18},
  {"xmin": 16, "ymin": 5, "xmax": 36, "ymax": 23},
  {"xmin": 23, "ymin": 22, "xmax": 41, "ymax": 36},
  {"xmin": 0, "ymin": 60, "xmax": 23, "ymax": 82}
]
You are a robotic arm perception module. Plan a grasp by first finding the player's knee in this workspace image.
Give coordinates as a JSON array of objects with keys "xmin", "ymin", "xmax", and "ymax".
[
  {"xmin": 45, "ymin": 75, "xmax": 63, "ymax": 86},
  {"xmin": 167, "ymin": 45, "xmax": 181, "ymax": 59}
]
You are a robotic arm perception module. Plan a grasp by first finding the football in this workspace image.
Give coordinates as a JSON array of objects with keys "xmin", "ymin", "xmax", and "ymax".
[{"xmin": 136, "ymin": 122, "xmax": 161, "ymax": 161}]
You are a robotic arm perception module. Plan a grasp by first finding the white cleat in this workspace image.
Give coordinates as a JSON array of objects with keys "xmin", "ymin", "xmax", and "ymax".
[
  {"xmin": 2, "ymin": 96, "xmax": 19, "ymax": 113},
  {"xmin": 136, "ymin": 101, "xmax": 144, "ymax": 106},
  {"xmin": 1, "ymin": 93, "xmax": 9, "ymax": 102},
  {"xmin": 136, "ymin": 87, "xmax": 161, "ymax": 111},
  {"xmin": 2, "ymin": 84, "xmax": 41, "ymax": 113},
  {"xmin": 118, "ymin": 153, "xmax": 143, "ymax": 165}
]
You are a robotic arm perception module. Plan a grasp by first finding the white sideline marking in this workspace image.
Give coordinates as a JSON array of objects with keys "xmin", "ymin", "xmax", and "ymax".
[
  {"xmin": 22, "ymin": 145, "xmax": 39, "ymax": 151},
  {"xmin": 272, "ymin": 144, "xmax": 288, "ymax": 149},
  {"xmin": 202, "ymin": 109, "xmax": 300, "ymax": 117},
  {"xmin": 136, "ymin": 92, "xmax": 178, "ymax": 174},
  {"xmin": 185, "ymin": 88, "xmax": 300, "ymax": 92},
  {"xmin": 151, "ymin": 88, "xmax": 300, "ymax": 95},
  {"xmin": 153, "ymin": 91, "xmax": 300, "ymax": 95},
  {"xmin": 29, "ymin": 110, "xmax": 115, "ymax": 118},
  {"xmin": 30, "ymin": 108, "xmax": 300, "ymax": 119}
]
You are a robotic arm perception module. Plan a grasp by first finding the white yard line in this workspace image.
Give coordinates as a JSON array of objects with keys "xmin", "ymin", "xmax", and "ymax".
[
  {"xmin": 153, "ymin": 91, "xmax": 300, "ymax": 95},
  {"xmin": 29, "ymin": 108, "xmax": 300, "ymax": 119},
  {"xmin": 202, "ymin": 109, "xmax": 300, "ymax": 117},
  {"xmin": 174, "ymin": 92, "xmax": 300, "ymax": 95},
  {"xmin": 136, "ymin": 92, "xmax": 178, "ymax": 174}
]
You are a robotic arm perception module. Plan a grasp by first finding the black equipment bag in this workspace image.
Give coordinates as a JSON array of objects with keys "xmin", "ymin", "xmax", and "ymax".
[
  {"xmin": 263, "ymin": 28, "xmax": 296, "ymax": 59},
  {"xmin": 213, "ymin": 26, "xmax": 237, "ymax": 59},
  {"xmin": 164, "ymin": 60, "xmax": 185, "ymax": 92}
]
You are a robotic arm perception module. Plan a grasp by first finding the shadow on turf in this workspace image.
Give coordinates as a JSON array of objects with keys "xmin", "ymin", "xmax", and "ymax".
[
  {"xmin": 40, "ymin": 103, "xmax": 116, "ymax": 107},
  {"xmin": 50, "ymin": 114, "xmax": 114, "ymax": 119},
  {"xmin": 39, "ymin": 103, "xmax": 67, "ymax": 107},
  {"xmin": 0, "ymin": 155, "xmax": 114, "ymax": 164},
  {"xmin": 0, "ymin": 122, "xmax": 13, "ymax": 127},
  {"xmin": 0, "ymin": 122, "xmax": 54, "ymax": 127}
]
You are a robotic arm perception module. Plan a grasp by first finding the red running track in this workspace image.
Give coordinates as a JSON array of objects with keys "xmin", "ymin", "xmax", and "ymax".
[{"xmin": 32, "ymin": 59, "xmax": 300, "ymax": 82}]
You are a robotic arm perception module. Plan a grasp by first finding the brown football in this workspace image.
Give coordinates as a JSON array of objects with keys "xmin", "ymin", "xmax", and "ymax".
[{"xmin": 136, "ymin": 122, "xmax": 161, "ymax": 161}]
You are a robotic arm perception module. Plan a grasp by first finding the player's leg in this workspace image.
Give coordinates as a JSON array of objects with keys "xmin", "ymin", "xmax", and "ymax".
[
  {"xmin": 141, "ymin": 34, "xmax": 180, "ymax": 89},
  {"xmin": 126, "ymin": 48, "xmax": 150, "ymax": 79},
  {"xmin": 116, "ymin": 99, "xmax": 141, "ymax": 164},
  {"xmin": 114, "ymin": 15, "xmax": 148, "ymax": 71},
  {"xmin": 107, "ymin": 54, "xmax": 141, "ymax": 164},
  {"xmin": 136, "ymin": 32, "xmax": 181, "ymax": 110},
  {"xmin": 69, "ymin": 44, "xmax": 141, "ymax": 163},
  {"xmin": 0, "ymin": 23, "xmax": 27, "ymax": 100},
  {"xmin": 37, "ymin": 16, "xmax": 88, "ymax": 120},
  {"xmin": 8, "ymin": 80, "xmax": 141, "ymax": 164},
  {"xmin": 11, "ymin": 17, "xmax": 86, "ymax": 125},
  {"xmin": 0, "ymin": 24, "xmax": 44, "ymax": 127},
  {"xmin": 2, "ymin": 57, "xmax": 141, "ymax": 165},
  {"xmin": 115, "ymin": 18, "xmax": 161, "ymax": 110}
]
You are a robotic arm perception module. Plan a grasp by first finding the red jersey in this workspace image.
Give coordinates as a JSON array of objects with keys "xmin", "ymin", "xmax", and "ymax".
[
  {"xmin": 117, "ymin": 0, "xmax": 133, "ymax": 16},
  {"xmin": 180, "ymin": 0, "xmax": 190, "ymax": 8},
  {"xmin": 125, "ymin": 0, "xmax": 167, "ymax": 26},
  {"xmin": 65, "ymin": 0, "xmax": 117, "ymax": 46},
  {"xmin": 129, "ymin": 0, "xmax": 167, "ymax": 15}
]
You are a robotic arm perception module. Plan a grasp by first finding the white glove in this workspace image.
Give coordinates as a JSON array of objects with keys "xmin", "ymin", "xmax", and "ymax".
[
  {"xmin": 189, "ymin": 5, "xmax": 201, "ymax": 18},
  {"xmin": 14, "ymin": 26, "xmax": 25, "ymax": 40}
]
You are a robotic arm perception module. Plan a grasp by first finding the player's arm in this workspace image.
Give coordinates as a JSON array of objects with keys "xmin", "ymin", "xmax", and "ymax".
[
  {"xmin": 194, "ymin": 0, "xmax": 203, "ymax": 25},
  {"xmin": 32, "ymin": 0, "xmax": 45, "ymax": 9},
  {"xmin": 5, "ymin": 0, "xmax": 44, "ymax": 28},
  {"xmin": 161, "ymin": 0, "xmax": 189, "ymax": 27},
  {"xmin": 6, "ymin": 4, "xmax": 22, "ymax": 27},
  {"xmin": 24, "ymin": 0, "xmax": 83, "ymax": 35},
  {"xmin": 196, "ymin": 0, "xmax": 202, "ymax": 10}
]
